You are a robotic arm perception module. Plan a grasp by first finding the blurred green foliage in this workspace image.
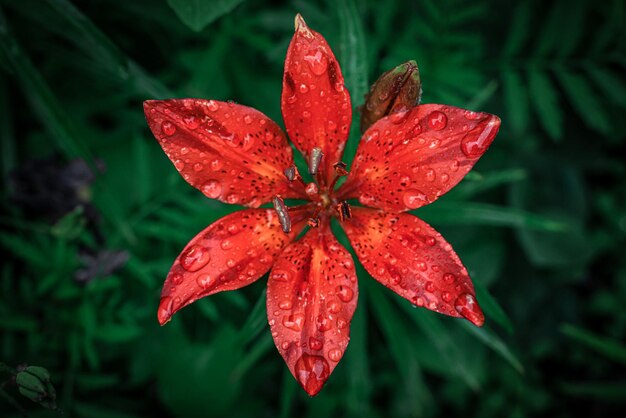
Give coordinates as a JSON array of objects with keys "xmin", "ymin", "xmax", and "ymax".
[{"xmin": 0, "ymin": 0, "xmax": 625, "ymax": 417}]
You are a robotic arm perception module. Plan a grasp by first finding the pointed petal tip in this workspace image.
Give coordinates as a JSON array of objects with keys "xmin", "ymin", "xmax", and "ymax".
[
  {"xmin": 157, "ymin": 296, "xmax": 174, "ymax": 326},
  {"xmin": 294, "ymin": 353, "xmax": 330, "ymax": 396},
  {"xmin": 455, "ymin": 293, "xmax": 485, "ymax": 327},
  {"xmin": 294, "ymin": 13, "xmax": 312, "ymax": 37}
]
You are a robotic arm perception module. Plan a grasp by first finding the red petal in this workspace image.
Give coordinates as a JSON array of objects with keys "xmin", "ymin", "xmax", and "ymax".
[
  {"xmin": 341, "ymin": 207, "xmax": 484, "ymax": 326},
  {"xmin": 144, "ymin": 99, "xmax": 305, "ymax": 207},
  {"xmin": 267, "ymin": 224, "xmax": 358, "ymax": 396},
  {"xmin": 281, "ymin": 15, "xmax": 352, "ymax": 185},
  {"xmin": 157, "ymin": 208, "xmax": 307, "ymax": 325},
  {"xmin": 339, "ymin": 104, "xmax": 500, "ymax": 212}
]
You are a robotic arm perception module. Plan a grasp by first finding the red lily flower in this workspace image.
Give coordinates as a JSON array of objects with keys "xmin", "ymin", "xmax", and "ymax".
[{"xmin": 143, "ymin": 14, "xmax": 500, "ymax": 396}]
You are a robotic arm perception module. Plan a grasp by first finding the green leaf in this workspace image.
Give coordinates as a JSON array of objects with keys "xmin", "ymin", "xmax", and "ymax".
[
  {"xmin": 0, "ymin": 8, "xmax": 92, "ymax": 161},
  {"xmin": 561, "ymin": 324, "xmax": 626, "ymax": 366},
  {"xmin": 166, "ymin": 0, "xmax": 245, "ymax": 32},
  {"xmin": 459, "ymin": 322, "xmax": 524, "ymax": 374},
  {"xmin": 528, "ymin": 71, "xmax": 563, "ymax": 140},
  {"xmin": 560, "ymin": 381, "xmax": 626, "ymax": 401},
  {"xmin": 587, "ymin": 67, "xmax": 626, "ymax": 107},
  {"xmin": 416, "ymin": 202, "xmax": 567, "ymax": 231},
  {"xmin": 453, "ymin": 168, "xmax": 527, "ymax": 199},
  {"xmin": 369, "ymin": 290, "xmax": 432, "ymax": 415},
  {"xmin": 557, "ymin": 71, "xmax": 611, "ymax": 135},
  {"xmin": 502, "ymin": 0, "xmax": 532, "ymax": 57},
  {"xmin": 473, "ymin": 280, "xmax": 514, "ymax": 334},
  {"xmin": 337, "ymin": 0, "xmax": 368, "ymax": 159},
  {"xmin": 398, "ymin": 299, "xmax": 481, "ymax": 391},
  {"xmin": 502, "ymin": 71, "xmax": 530, "ymax": 135}
]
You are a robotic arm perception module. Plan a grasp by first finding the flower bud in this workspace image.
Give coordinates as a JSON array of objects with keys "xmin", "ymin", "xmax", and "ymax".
[
  {"xmin": 16, "ymin": 366, "xmax": 57, "ymax": 409},
  {"xmin": 360, "ymin": 60, "xmax": 422, "ymax": 132}
]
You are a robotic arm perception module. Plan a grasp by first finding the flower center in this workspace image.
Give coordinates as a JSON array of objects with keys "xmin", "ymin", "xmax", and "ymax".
[{"xmin": 273, "ymin": 147, "xmax": 351, "ymax": 233}]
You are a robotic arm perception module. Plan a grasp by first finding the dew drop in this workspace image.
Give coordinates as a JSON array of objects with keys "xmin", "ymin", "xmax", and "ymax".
[
  {"xmin": 425, "ymin": 169, "xmax": 436, "ymax": 181},
  {"xmin": 309, "ymin": 337, "xmax": 324, "ymax": 351},
  {"xmin": 302, "ymin": 110, "xmax": 311, "ymax": 118},
  {"xmin": 442, "ymin": 291, "xmax": 452, "ymax": 302},
  {"xmin": 171, "ymin": 273, "xmax": 183, "ymax": 285},
  {"xmin": 294, "ymin": 354, "xmax": 330, "ymax": 395},
  {"xmin": 180, "ymin": 245, "xmax": 210, "ymax": 272},
  {"xmin": 304, "ymin": 49, "xmax": 328, "ymax": 75},
  {"xmin": 283, "ymin": 313, "xmax": 305, "ymax": 331},
  {"xmin": 201, "ymin": 180, "xmax": 222, "ymax": 198},
  {"xmin": 157, "ymin": 296, "xmax": 174, "ymax": 324},
  {"xmin": 242, "ymin": 133, "xmax": 255, "ymax": 151},
  {"xmin": 328, "ymin": 300, "xmax": 342, "ymax": 313},
  {"xmin": 336, "ymin": 285, "xmax": 354, "ymax": 302},
  {"xmin": 389, "ymin": 108, "xmax": 410, "ymax": 124},
  {"xmin": 161, "ymin": 121, "xmax": 176, "ymax": 136},
  {"xmin": 196, "ymin": 273, "xmax": 215, "ymax": 289},
  {"xmin": 328, "ymin": 349, "xmax": 342, "ymax": 362},
  {"xmin": 327, "ymin": 120, "xmax": 337, "ymax": 130},
  {"xmin": 221, "ymin": 240, "xmax": 233, "ymax": 250},
  {"xmin": 454, "ymin": 293, "xmax": 484, "ymax": 326},
  {"xmin": 174, "ymin": 160, "xmax": 185, "ymax": 171},
  {"xmin": 403, "ymin": 189, "xmax": 428, "ymax": 209},
  {"xmin": 299, "ymin": 83, "xmax": 309, "ymax": 94},
  {"xmin": 316, "ymin": 315, "xmax": 332, "ymax": 332},
  {"xmin": 272, "ymin": 270, "xmax": 291, "ymax": 282},
  {"xmin": 243, "ymin": 115, "xmax": 253, "ymax": 125},
  {"xmin": 427, "ymin": 111, "xmax": 447, "ymax": 130},
  {"xmin": 193, "ymin": 163, "xmax": 203, "ymax": 172},
  {"xmin": 210, "ymin": 159, "xmax": 223, "ymax": 171},
  {"xmin": 207, "ymin": 100, "xmax": 219, "ymax": 111},
  {"xmin": 461, "ymin": 117, "xmax": 499, "ymax": 157},
  {"xmin": 183, "ymin": 115, "xmax": 200, "ymax": 129},
  {"xmin": 425, "ymin": 281, "xmax": 435, "ymax": 293},
  {"xmin": 443, "ymin": 273, "xmax": 456, "ymax": 283},
  {"xmin": 279, "ymin": 300, "xmax": 292, "ymax": 310}
]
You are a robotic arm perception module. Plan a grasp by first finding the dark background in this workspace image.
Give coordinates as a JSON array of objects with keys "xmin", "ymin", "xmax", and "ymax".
[{"xmin": 1, "ymin": 0, "xmax": 625, "ymax": 417}]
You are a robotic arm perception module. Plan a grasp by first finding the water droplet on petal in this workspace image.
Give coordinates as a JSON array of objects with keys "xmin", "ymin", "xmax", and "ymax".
[
  {"xmin": 171, "ymin": 273, "xmax": 183, "ymax": 285},
  {"xmin": 317, "ymin": 315, "xmax": 332, "ymax": 332},
  {"xmin": 221, "ymin": 240, "xmax": 233, "ymax": 250},
  {"xmin": 210, "ymin": 159, "xmax": 223, "ymax": 171},
  {"xmin": 427, "ymin": 111, "xmax": 447, "ymax": 130},
  {"xmin": 158, "ymin": 296, "xmax": 174, "ymax": 324},
  {"xmin": 328, "ymin": 300, "xmax": 342, "ymax": 313},
  {"xmin": 442, "ymin": 291, "xmax": 452, "ymax": 302},
  {"xmin": 389, "ymin": 108, "xmax": 410, "ymax": 124},
  {"xmin": 243, "ymin": 115, "xmax": 252, "ymax": 125},
  {"xmin": 403, "ymin": 189, "xmax": 428, "ymax": 209},
  {"xmin": 461, "ymin": 117, "xmax": 499, "ymax": 157},
  {"xmin": 161, "ymin": 121, "xmax": 176, "ymax": 136},
  {"xmin": 272, "ymin": 270, "xmax": 291, "ymax": 282},
  {"xmin": 309, "ymin": 337, "xmax": 324, "ymax": 351},
  {"xmin": 283, "ymin": 313, "xmax": 305, "ymax": 331},
  {"xmin": 294, "ymin": 354, "xmax": 330, "ymax": 395},
  {"xmin": 193, "ymin": 163, "xmax": 203, "ymax": 172},
  {"xmin": 183, "ymin": 115, "xmax": 199, "ymax": 129},
  {"xmin": 304, "ymin": 49, "xmax": 329, "ymax": 76},
  {"xmin": 196, "ymin": 273, "xmax": 215, "ymax": 289},
  {"xmin": 336, "ymin": 285, "xmax": 354, "ymax": 302},
  {"xmin": 454, "ymin": 293, "xmax": 484, "ymax": 326},
  {"xmin": 327, "ymin": 120, "xmax": 337, "ymax": 130},
  {"xmin": 207, "ymin": 100, "xmax": 219, "ymax": 111},
  {"xmin": 299, "ymin": 84, "xmax": 309, "ymax": 94},
  {"xmin": 201, "ymin": 180, "xmax": 222, "ymax": 198},
  {"xmin": 328, "ymin": 349, "xmax": 342, "ymax": 362},
  {"xmin": 425, "ymin": 281, "xmax": 435, "ymax": 293},
  {"xmin": 443, "ymin": 273, "xmax": 456, "ymax": 283},
  {"xmin": 180, "ymin": 245, "xmax": 210, "ymax": 272},
  {"xmin": 279, "ymin": 300, "xmax": 292, "ymax": 310}
]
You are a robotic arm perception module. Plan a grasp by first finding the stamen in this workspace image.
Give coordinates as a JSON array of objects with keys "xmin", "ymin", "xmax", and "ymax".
[
  {"xmin": 333, "ymin": 161, "xmax": 348, "ymax": 176},
  {"xmin": 284, "ymin": 165, "xmax": 307, "ymax": 188},
  {"xmin": 329, "ymin": 161, "xmax": 348, "ymax": 191},
  {"xmin": 308, "ymin": 147, "xmax": 323, "ymax": 176},
  {"xmin": 272, "ymin": 196, "xmax": 292, "ymax": 233},
  {"xmin": 284, "ymin": 166, "xmax": 297, "ymax": 181},
  {"xmin": 308, "ymin": 207, "xmax": 322, "ymax": 228},
  {"xmin": 335, "ymin": 201, "xmax": 352, "ymax": 221}
]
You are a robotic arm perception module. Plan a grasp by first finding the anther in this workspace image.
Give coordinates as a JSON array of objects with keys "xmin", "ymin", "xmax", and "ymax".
[
  {"xmin": 284, "ymin": 166, "xmax": 297, "ymax": 181},
  {"xmin": 335, "ymin": 201, "xmax": 352, "ymax": 221},
  {"xmin": 305, "ymin": 182, "xmax": 319, "ymax": 196},
  {"xmin": 272, "ymin": 196, "xmax": 292, "ymax": 233},
  {"xmin": 333, "ymin": 161, "xmax": 348, "ymax": 176},
  {"xmin": 308, "ymin": 147, "xmax": 323, "ymax": 176},
  {"xmin": 329, "ymin": 161, "xmax": 348, "ymax": 191},
  {"xmin": 307, "ymin": 218, "xmax": 320, "ymax": 228}
]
